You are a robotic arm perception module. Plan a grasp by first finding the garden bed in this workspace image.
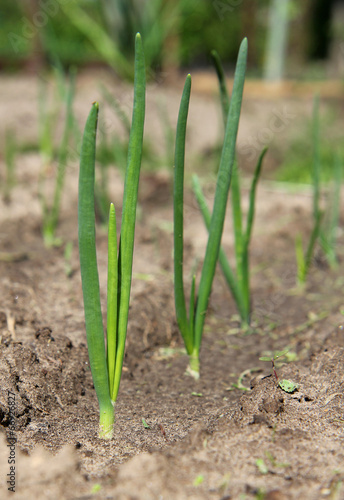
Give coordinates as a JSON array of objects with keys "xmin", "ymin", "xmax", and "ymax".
[{"xmin": 0, "ymin": 74, "xmax": 344, "ymax": 500}]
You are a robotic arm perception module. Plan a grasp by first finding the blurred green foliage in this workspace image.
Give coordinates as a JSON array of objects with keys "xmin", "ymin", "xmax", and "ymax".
[
  {"xmin": 0, "ymin": 2, "xmax": 30, "ymax": 63},
  {"xmin": 2, "ymin": 1, "xmax": 101, "ymax": 67},
  {"xmin": 1, "ymin": 0, "xmax": 247, "ymax": 73},
  {"xmin": 276, "ymin": 117, "xmax": 344, "ymax": 185},
  {"xmin": 178, "ymin": 0, "xmax": 242, "ymax": 66},
  {"xmin": 0, "ymin": 0, "xmax": 337, "ymax": 78}
]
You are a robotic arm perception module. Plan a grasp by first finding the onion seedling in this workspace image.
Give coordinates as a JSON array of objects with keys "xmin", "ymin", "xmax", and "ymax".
[
  {"xmin": 192, "ymin": 49, "xmax": 267, "ymax": 327},
  {"xmin": 78, "ymin": 34, "xmax": 145, "ymax": 438},
  {"xmin": 173, "ymin": 39, "xmax": 248, "ymax": 379}
]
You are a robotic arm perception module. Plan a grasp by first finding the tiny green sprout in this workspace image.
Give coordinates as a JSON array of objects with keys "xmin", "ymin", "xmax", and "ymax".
[
  {"xmin": 259, "ymin": 349, "xmax": 290, "ymax": 381},
  {"xmin": 259, "ymin": 348, "xmax": 290, "ymax": 363},
  {"xmin": 193, "ymin": 474, "xmax": 204, "ymax": 486},
  {"xmin": 255, "ymin": 458, "xmax": 268, "ymax": 475},
  {"xmin": 91, "ymin": 483, "xmax": 101, "ymax": 494},
  {"xmin": 278, "ymin": 379, "xmax": 299, "ymax": 393},
  {"xmin": 191, "ymin": 392, "xmax": 203, "ymax": 397},
  {"xmin": 142, "ymin": 418, "xmax": 150, "ymax": 429}
]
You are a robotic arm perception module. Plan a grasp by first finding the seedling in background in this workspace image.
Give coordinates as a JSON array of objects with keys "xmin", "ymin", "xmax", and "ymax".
[
  {"xmin": 94, "ymin": 85, "xmax": 131, "ymax": 224},
  {"xmin": 320, "ymin": 152, "xmax": 342, "ymax": 269},
  {"xmin": 38, "ymin": 67, "xmax": 77, "ymax": 247},
  {"xmin": 63, "ymin": 241, "xmax": 73, "ymax": 278},
  {"xmin": 296, "ymin": 95, "xmax": 342, "ymax": 284},
  {"xmin": 96, "ymin": 84, "xmax": 173, "ymax": 224},
  {"xmin": 3, "ymin": 128, "xmax": 16, "ymax": 203},
  {"xmin": 259, "ymin": 349, "xmax": 299, "ymax": 393},
  {"xmin": 295, "ymin": 95, "xmax": 323, "ymax": 285},
  {"xmin": 256, "ymin": 458, "xmax": 268, "ymax": 475},
  {"xmin": 94, "ymin": 124, "xmax": 128, "ymax": 225},
  {"xmin": 193, "ymin": 49, "xmax": 267, "ymax": 327},
  {"xmin": 313, "ymin": 94, "xmax": 342, "ymax": 270},
  {"xmin": 78, "ymin": 34, "xmax": 145, "ymax": 438},
  {"xmin": 174, "ymin": 39, "xmax": 248, "ymax": 379}
]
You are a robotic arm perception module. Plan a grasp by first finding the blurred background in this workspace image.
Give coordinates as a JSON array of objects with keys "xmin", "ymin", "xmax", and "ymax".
[
  {"xmin": 1, "ymin": 0, "xmax": 344, "ymax": 211},
  {"xmin": 0, "ymin": 0, "xmax": 343, "ymax": 281},
  {"xmin": 1, "ymin": 0, "xmax": 344, "ymax": 80}
]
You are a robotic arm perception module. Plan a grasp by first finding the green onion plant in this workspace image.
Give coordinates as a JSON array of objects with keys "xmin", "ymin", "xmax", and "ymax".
[
  {"xmin": 78, "ymin": 34, "xmax": 145, "ymax": 438},
  {"xmin": 173, "ymin": 39, "xmax": 248, "ymax": 379},
  {"xmin": 192, "ymin": 49, "xmax": 267, "ymax": 327}
]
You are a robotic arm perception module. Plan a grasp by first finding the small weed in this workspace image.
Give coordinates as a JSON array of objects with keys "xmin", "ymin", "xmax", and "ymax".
[{"xmin": 259, "ymin": 349, "xmax": 299, "ymax": 393}]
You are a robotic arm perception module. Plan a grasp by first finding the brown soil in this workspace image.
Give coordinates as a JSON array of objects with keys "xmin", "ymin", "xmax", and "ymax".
[{"xmin": 1, "ymin": 72, "xmax": 344, "ymax": 500}]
